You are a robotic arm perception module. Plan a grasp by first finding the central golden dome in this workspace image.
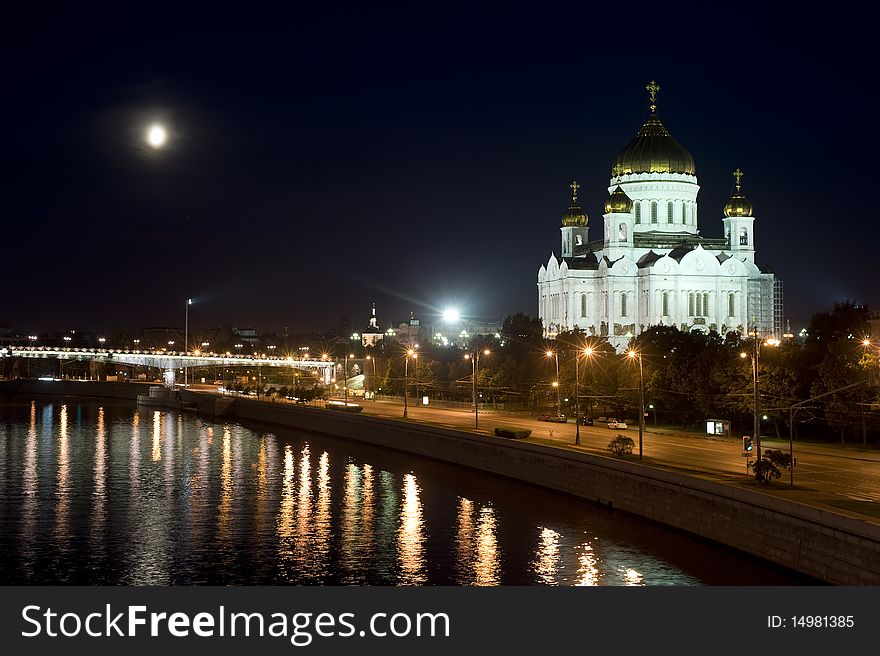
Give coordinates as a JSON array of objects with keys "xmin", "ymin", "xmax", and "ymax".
[
  {"xmin": 612, "ymin": 82, "xmax": 695, "ymax": 176},
  {"xmin": 613, "ymin": 114, "xmax": 696, "ymax": 176}
]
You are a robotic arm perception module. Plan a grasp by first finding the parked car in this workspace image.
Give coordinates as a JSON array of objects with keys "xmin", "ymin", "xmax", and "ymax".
[
  {"xmin": 538, "ymin": 413, "xmax": 567, "ymax": 423},
  {"xmin": 576, "ymin": 416, "xmax": 594, "ymax": 426},
  {"xmin": 607, "ymin": 420, "xmax": 628, "ymax": 429}
]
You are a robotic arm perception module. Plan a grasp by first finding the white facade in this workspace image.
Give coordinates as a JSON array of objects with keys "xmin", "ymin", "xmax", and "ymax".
[{"xmin": 537, "ymin": 88, "xmax": 778, "ymax": 351}]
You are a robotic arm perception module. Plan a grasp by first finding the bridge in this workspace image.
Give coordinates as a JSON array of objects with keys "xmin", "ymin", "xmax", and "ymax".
[{"xmin": 1, "ymin": 346, "xmax": 336, "ymax": 386}]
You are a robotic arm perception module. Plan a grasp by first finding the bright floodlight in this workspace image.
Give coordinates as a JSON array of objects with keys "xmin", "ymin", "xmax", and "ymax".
[
  {"xmin": 147, "ymin": 124, "xmax": 167, "ymax": 148},
  {"xmin": 442, "ymin": 308, "xmax": 460, "ymax": 323}
]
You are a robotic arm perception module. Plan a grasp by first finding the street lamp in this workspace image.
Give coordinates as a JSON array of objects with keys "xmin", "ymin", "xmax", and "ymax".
[
  {"xmin": 235, "ymin": 343, "xmax": 243, "ymax": 356},
  {"xmin": 627, "ymin": 349, "xmax": 644, "ymax": 459},
  {"xmin": 343, "ymin": 353, "xmax": 355, "ymax": 404},
  {"xmin": 741, "ymin": 329, "xmax": 779, "ymax": 464},
  {"xmin": 403, "ymin": 348, "xmax": 416, "ymax": 418},
  {"xmin": 184, "ymin": 298, "xmax": 192, "ymax": 387},
  {"xmin": 366, "ymin": 354, "xmax": 378, "ymax": 397},
  {"xmin": 575, "ymin": 346, "xmax": 594, "ymax": 446},
  {"xmin": 546, "ymin": 350, "xmax": 561, "ymax": 415},
  {"xmin": 465, "ymin": 348, "xmax": 491, "ymax": 429}
]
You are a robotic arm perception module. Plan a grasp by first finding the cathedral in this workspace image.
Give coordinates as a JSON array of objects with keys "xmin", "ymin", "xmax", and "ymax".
[{"xmin": 537, "ymin": 81, "xmax": 779, "ymax": 351}]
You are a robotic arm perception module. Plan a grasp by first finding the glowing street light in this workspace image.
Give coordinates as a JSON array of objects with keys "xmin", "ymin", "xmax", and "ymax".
[
  {"xmin": 628, "ymin": 349, "xmax": 645, "ymax": 459},
  {"xmin": 403, "ymin": 348, "xmax": 417, "ymax": 418},
  {"xmin": 442, "ymin": 308, "xmax": 460, "ymax": 323},
  {"xmin": 365, "ymin": 354, "xmax": 378, "ymax": 397},
  {"xmin": 546, "ymin": 350, "xmax": 560, "ymax": 415},
  {"xmin": 343, "ymin": 353, "xmax": 355, "ymax": 404},
  {"xmin": 575, "ymin": 346, "xmax": 594, "ymax": 446},
  {"xmin": 464, "ymin": 348, "xmax": 491, "ymax": 428}
]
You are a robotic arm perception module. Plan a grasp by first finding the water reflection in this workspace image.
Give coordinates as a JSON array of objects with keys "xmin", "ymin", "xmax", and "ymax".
[
  {"xmin": 0, "ymin": 399, "xmax": 806, "ymax": 586},
  {"xmin": 398, "ymin": 473, "xmax": 425, "ymax": 585},
  {"xmin": 54, "ymin": 404, "xmax": 70, "ymax": 562},
  {"xmin": 575, "ymin": 539, "xmax": 599, "ymax": 586},
  {"xmin": 19, "ymin": 401, "xmax": 38, "ymax": 577},
  {"xmin": 533, "ymin": 527, "xmax": 561, "ymax": 585},
  {"xmin": 454, "ymin": 498, "xmax": 500, "ymax": 585},
  {"xmin": 90, "ymin": 407, "xmax": 107, "ymax": 567}
]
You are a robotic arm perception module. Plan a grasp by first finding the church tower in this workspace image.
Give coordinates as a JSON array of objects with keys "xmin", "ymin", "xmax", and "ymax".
[
  {"xmin": 603, "ymin": 167, "xmax": 635, "ymax": 261},
  {"xmin": 722, "ymin": 168, "xmax": 756, "ymax": 264},
  {"xmin": 560, "ymin": 180, "xmax": 589, "ymax": 257},
  {"xmin": 610, "ymin": 80, "xmax": 700, "ymax": 235}
]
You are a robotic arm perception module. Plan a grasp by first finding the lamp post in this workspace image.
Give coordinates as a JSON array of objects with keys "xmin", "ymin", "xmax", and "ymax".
[
  {"xmin": 627, "ymin": 349, "xmax": 644, "ymax": 459},
  {"xmin": 343, "ymin": 353, "xmax": 355, "ymax": 404},
  {"xmin": 184, "ymin": 298, "xmax": 192, "ymax": 388},
  {"xmin": 546, "ymin": 350, "xmax": 560, "ymax": 415},
  {"xmin": 575, "ymin": 347, "xmax": 594, "ymax": 446},
  {"xmin": 403, "ymin": 349, "xmax": 416, "ymax": 418},
  {"xmin": 366, "ymin": 354, "xmax": 378, "ymax": 397},
  {"xmin": 465, "ymin": 348, "xmax": 490, "ymax": 429},
  {"xmin": 742, "ymin": 329, "xmax": 779, "ymax": 464}
]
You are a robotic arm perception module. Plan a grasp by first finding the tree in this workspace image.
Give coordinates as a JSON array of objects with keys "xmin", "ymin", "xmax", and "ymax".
[
  {"xmin": 750, "ymin": 449, "xmax": 793, "ymax": 484},
  {"xmin": 608, "ymin": 435, "xmax": 634, "ymax": 457}
]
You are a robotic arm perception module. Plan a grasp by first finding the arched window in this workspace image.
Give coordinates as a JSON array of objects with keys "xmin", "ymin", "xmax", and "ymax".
[
  {"xmin": 703, "ymin": 293, "xmax": 709, "ymax": 317},
  {"xmin": 651, "ymin": 202, "xmax": 658, "ymax": 224},
  {"xmin": 621, "ymin": 292, "xmax": 627, "ymax": 318},
  {"xmin": 695, "ymin": 293, "xmax": 701, "ymax": 317},
  {"xmin": 662, "ymin": 292, "xmax": 669, "ymax": 317},
  {"xmin": 739, "ymin": 227, "xmax": 749, "ymax": 246},
  {"xmin": 604, "ymin": 293, "xmax": 608, "ymax": 317},
  {"xmin": 688, "ymin": 293, "xmax": 695, "ymax": 317},
  {"xmin": 728, "ymin": 292, "xmax": 735, "ymax": 318},
  {"xmin": 581, "ymin": 294, "xmax": 587, "ymax": 318},
  {"xmin": 618, "ymin": 223, "xmax": 627, "ymax": 241},
  {"xmin": 682, "ymin": 201, "xmax": 687, "ymax": 224},
  {"xmin": 667, "ymin": 201, "xmax": 673, "ymax": 223},
  {"xmin": 575, "ymin": 234, "xmax": 583, "ymax": 246},
  {"xmin": 634, "ymin": 202, "xmax": 641, "ymax": 224}
]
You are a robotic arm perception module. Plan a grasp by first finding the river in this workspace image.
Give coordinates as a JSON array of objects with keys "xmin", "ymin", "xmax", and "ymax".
[{"xmin": 0, "ymin": 397, "xmax": 808, "ymax": 585}]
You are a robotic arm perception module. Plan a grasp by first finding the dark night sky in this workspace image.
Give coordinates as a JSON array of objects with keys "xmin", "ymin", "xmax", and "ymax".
[{"xmin": 3, "ymin": 8, "xmax": 877, "ymax": 336}]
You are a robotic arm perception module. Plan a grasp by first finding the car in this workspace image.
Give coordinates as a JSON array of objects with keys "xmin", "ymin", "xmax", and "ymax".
[
  {"xmin": 538, "ymin": 413, "xmax": 567, "ymax": 423},
  {"xmin": 576, "ymin": 416, "xmax": 594, "ymax": 426},
  {"xmin": 607, "ymin": 420, "xmax": 628, "ymax": 429}
]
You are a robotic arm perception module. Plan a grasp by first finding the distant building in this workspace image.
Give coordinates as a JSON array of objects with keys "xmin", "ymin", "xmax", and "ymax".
[
  {"xmin": 430, "ymin": 317, "xmax": 503, "ymax": 346},
  {"xmin": 361, "ymin": 303, "xmax": 384, "ymax": 347},
  {"xmin": 390, "ymin": 312, "xmax": 424, "ymax": 346}
]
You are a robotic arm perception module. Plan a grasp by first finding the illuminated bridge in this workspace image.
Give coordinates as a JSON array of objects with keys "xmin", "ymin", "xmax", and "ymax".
[{"xmin": 2, "ymin": 346, "xmax": 336, "ymax": 386}]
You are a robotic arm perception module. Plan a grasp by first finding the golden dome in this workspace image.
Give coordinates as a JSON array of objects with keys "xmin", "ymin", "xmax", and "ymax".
[
  {"xmin": 562, "ymin": 180, "xmax": 588, "ymax": 226},
  {"xmin": 612, "ymin": 81, "xmax": 695, "ymax": 176},
  {"xmin": 723, "ymin": 168, "xmax": 754, "ymax": 217},
  {"xmin": 604, "ymin": 184, "xmax": 633, "ymax": 214}
]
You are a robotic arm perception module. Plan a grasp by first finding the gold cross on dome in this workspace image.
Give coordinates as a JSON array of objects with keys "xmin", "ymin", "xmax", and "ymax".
[
  {"xmin": 646, "ymin": 80, "xmax": 661, "ymax": 112},
  {"xmin": 613, "ymin": 163, "xmax": 623, "ymax": 181},
  {"xmin": 570, "ymin": 180, "xmax": 580, "ymax": 204},
  {"xmin": 733, "ymin": 168, "xmax": 744, "ymax": 190}
]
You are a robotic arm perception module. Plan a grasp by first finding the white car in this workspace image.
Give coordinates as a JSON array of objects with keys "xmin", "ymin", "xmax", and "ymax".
[{"xmin": 607, "ymin": 421, "xmax": 628, "ymax": 429}]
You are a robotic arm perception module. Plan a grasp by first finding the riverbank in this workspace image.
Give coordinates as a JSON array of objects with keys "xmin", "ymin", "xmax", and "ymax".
[{"xmin": 3, "ymin": 379, "xmax": 878, "ymax": 584}]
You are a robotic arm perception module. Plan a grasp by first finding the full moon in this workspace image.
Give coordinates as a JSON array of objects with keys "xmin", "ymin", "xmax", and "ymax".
[{"xmin": 147, "ymin": 124, "xmax": 167, "ymax": 148}]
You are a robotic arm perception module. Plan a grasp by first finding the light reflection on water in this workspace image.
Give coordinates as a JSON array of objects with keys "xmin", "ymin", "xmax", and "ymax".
[{"xmin": 0, "ymin": 398, "xmax": 808, "ymax": 585}]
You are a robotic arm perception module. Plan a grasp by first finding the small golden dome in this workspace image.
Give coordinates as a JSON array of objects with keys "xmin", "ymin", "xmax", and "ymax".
[
  {"xmin": 562, "ymin": 206, "xmax": 588, "ymax": 226},
  {"xmin": 723, "ymin": 168, "xmax": 754, "ymax": 217},
  {"xmin": 604, "ymin": 185, "xmax": 633, "ymax": 214},
  {"xmin": 562, "ymin": 180, "xmax": 588, "ymax": 226}
]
